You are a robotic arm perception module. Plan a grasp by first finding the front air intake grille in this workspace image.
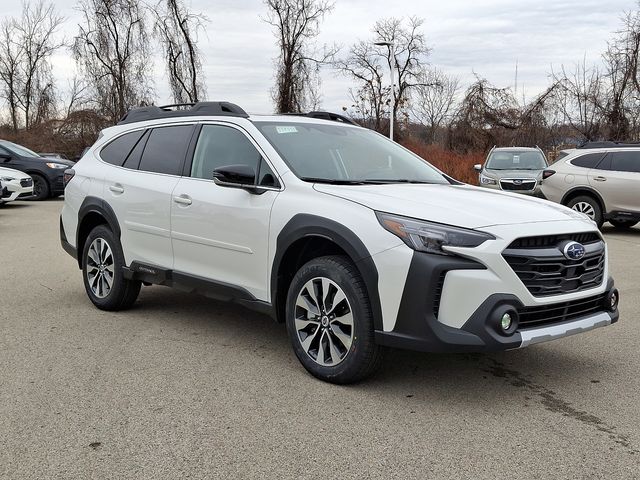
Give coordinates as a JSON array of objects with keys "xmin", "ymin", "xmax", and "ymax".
[
  {"xmin": 503, "ymin": 234, "xmax": 605, "ymax": 297},
  {"xmin": 433, "ymin": 272, "xmax": 446, "ymax": 318},
  {"xmin": 507, "ymin": 232, "xmax": 601, "ymax": 249},
  {"xmin": 500, "ymin": 179, "xmax": 536, "ymax": 191},
  {"xmin": 20, "ymin": 178, "xmax": 33, "ymax": 187},
  {"xmin": 517, "ymin": 293, "xmax": 607, "ymax": 329}
]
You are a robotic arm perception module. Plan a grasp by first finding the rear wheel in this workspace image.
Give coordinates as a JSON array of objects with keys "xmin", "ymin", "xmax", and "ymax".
[
  {"xmin": 567, "ymin": 195, "xmax": 603, "ymax": 228},
  {"xmin": 82, "ymin": 225, "xmax": 141, "ymax": 311},
  {"xmin": 609, "ymin": 219, "xmax": 638, "ymax": 229},
  {"xmin": 285, "ymin": 255, "xmax": 382, "ymax": 384}
]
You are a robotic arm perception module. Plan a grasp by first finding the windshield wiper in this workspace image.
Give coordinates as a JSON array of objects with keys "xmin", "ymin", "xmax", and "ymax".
[
  {"xmin": 363, "ymin": 179, "xmax": 435, "ymax": 184},
  {"xmin": 299, "ymin": 177, "xmax": 372, "ymax": 185}
]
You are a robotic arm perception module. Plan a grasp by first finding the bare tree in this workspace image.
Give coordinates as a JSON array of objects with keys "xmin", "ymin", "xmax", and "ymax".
[
  {"xmin": 263, "ymin": 0, "xmax": 336, "ymax": 113},
  {"xmin": 151, "ymin": 0, "xmax": 207, "ymax": 104},
  {"xmin": 0, "ymin": 1, "xmax": 63, "ymax": 131},
  {"xmin": 411, "ymin": 69, "xmax": 459, "ymax": 143},
  {"xmin": 73, "ymin": 0, "xmax": 153, "ymax": 122},
  {"xmin": 551, "ymin": 59, "xmax": 605, "ymax": 141},
  {"xmin": 338, "ymin": 16, "xmax": 432, "ymax": 134}
]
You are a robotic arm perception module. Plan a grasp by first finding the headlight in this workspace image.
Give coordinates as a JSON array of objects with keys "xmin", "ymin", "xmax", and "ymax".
[
  {"xmin": 46, "ymin": 162, "xmax": 68, "ymax": 169},
  {"xmin": 480, "ymin": 175, "xmax": 497, "ymax": 185},
  {"xmin": 376, "ymin": 212, "xmax": 495, "ymax": 255},
  {"xmin": 1, "ymin": 176, "xmax": 16, "ymax": 182}
]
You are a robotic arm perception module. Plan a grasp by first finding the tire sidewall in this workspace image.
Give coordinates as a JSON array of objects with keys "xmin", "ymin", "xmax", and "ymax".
[
  {"xmin": 285, "ymin": 257, "xmax": 374, "ymax": 383},
  {"xmin": 568, "ymin": 195, "xmax": 603, "ymax": 227},
  {"xmin": 81, "ymin": 225, "xmax": 127, "ymax": 309},
  {"xmin": 30, "ymin": 174, "xmax": 50, "ymax": 201}
]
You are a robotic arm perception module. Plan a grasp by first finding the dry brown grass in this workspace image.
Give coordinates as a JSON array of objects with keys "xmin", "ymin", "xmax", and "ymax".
[{"xmin": 401, "ymin": 138, "xmax": 484, "ymax": 185}]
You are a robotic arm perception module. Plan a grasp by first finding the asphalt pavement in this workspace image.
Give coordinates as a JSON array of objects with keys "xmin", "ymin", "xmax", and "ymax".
[{"xmin": 1, "ymin": 199, "xmax": 639, "ymax": 479}]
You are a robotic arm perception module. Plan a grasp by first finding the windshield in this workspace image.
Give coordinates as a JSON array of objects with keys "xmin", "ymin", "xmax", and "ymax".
[
  {"xmin": 485, "ymin": 150, "xmax": 547, "ymax": 170},
  {"xmin": 255, "ymin": 122, "xmax": 448, "ymax": 184},
  {"xmin": 0, "ymin": 140, "xmax": 41, "ymax": 158}
]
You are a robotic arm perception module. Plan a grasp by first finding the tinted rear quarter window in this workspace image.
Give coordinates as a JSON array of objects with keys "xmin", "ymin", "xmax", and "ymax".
[
  {"xmin": 606, "ymin": 151, "xmax": 640, "ymax": 173},
  {"xmin": 570, "ymin": 152, "xmax": 605, "ymax": 169},
  {"xmin": 139, "ymin": 125, "xmax": 193, "ymax": 175},
  {"xmin": 101, "ymin": 130, "xmax": 145, "ymax": 166}
]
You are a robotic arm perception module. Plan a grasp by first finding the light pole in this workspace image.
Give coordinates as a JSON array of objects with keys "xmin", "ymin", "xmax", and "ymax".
[{"xmin": 374, "ymin": 41, "xmax": 395, "ymax": 141}]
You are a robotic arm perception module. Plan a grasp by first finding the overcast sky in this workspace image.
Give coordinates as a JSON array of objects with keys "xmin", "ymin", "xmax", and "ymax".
[{"xmin": 3, "ymin": 0, "xmax": 638, "ymax": 113}]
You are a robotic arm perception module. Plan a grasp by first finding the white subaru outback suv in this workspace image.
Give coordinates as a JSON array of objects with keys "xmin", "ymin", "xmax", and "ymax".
[{"xmin": 60, "ymin": 102, "xmax": 620, "ymax": 383}]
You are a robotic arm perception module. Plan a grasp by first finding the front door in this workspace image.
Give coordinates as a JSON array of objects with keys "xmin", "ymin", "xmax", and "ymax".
[{"xmin": 170, "ymin": 123, "xmax": 281, "ymax": 301}]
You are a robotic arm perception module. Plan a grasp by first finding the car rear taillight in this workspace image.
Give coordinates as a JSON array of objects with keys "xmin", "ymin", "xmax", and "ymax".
[
  {"xmin": 63, "ymin": 169, "xmax": 75, "ymax": 187},
  {"xmin": 542, "ymin": 169, "xmax": 556, "ymax": 179}
]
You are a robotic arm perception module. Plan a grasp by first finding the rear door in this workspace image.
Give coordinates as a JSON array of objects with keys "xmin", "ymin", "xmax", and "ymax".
[
  {"xmin": 170, "ymin": 123, "xmax": 281, "ymax": 300},
  {"xmin": 102, "ymin": 124, "xmax": 195, "ymax": 268},
  {"xmin": 588, "ymin": 150, "xmax": 640, "ymax": 213}
]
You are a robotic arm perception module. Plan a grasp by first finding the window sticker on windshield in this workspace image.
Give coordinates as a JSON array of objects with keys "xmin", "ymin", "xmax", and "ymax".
[
  {"xmin": 513, "ymin": 155, "xmax": 520, "ymax": 163},
  {"xmin": 276, "ymin": 126, "xmax": 298, "ymax": 134}
]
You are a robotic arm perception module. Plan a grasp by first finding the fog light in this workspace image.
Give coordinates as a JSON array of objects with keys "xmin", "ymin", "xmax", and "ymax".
[
  {"xmin": 501, "ymin": 313, "xmax": 512, "ymax": 331},
  {"xmin": 609, "ymin": 290, "xmax": 619, "ymax": 312}
]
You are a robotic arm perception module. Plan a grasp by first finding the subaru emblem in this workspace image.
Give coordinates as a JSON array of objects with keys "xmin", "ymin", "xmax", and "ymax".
[
  {"xmin": 563, "ymin": 241, "xmax": 586, "ymax": 261},
  {"xmin": 513, "ymin": 179, "xmax": 522, "ymax": 185}
]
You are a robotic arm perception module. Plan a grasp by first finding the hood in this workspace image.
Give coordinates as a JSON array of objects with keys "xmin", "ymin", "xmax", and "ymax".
[
  {"xmin": 314, "ymin": 183, "xmax": 589, "ymax": 229},
  {"xmin": 0, "ymin": 166, "xmax": 31, "ymax": 179},
  {"xmin": 483, "ymin": 168, "xmax": 542, "ymax": 179}
]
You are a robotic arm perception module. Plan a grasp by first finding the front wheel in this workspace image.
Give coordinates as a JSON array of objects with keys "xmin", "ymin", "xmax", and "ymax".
[
  {"xmin": 285, "ymin": 255, "xmax": 382, "ymax": 384},
  {"xmin": 609, "ymin": 219, "xmax": 638, "ymax": 229},
  {"xmin": 30, "ymin": 174, "xmax": 50, "ymax": 201},
  {"xmin": 82, "ymin": 225, "xmax": 141, "ymax": 311}
]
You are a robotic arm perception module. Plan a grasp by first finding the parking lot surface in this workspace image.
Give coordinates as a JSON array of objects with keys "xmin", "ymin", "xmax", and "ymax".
[{"xmin": 1, "ymin": 199, "xmax": 639, "ymax": 479}]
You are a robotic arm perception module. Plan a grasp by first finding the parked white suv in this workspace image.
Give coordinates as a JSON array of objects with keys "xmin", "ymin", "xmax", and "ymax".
[
  {"xmin": 60, "ymin": 102, "xmax": 620, "ymax": 383},
  {"xmin": 541, "ymin": 142, "xmax": 640, "ymax": 229}
]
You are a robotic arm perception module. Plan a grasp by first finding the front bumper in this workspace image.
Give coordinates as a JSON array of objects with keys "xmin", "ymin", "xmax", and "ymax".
[
  {"xmin": 375, "ymin": 249, "xmax": 618, "ymax": 352},
  {"xmin": 0, "ymin": 180, "xmax": 33, "ymax": 202},
  {"xmin": 374, "ymin": 220, "xmax": 618, "ymax": 353}
]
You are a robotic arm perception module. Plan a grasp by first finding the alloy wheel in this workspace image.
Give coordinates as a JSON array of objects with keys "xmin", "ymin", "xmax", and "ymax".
[
  {"xmin": 294, "ymin": 277, "xmax": 354, "ymax": 367},
  {"xmin": 86, "ymin": 238, "xmax": 115, "ymax": 298},
  {"xmin": 571, "ymin": 201, "xmax": 596, "ymax": 220}
]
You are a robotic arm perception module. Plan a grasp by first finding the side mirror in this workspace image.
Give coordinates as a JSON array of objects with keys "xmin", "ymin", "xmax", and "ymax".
[
  {"xmin": 473, "ymin": 164, "xmax": 482, "ymax": 172},
  {"xmin": 213, "ymin": 164, "xmax": 256, "ymax": 189}
]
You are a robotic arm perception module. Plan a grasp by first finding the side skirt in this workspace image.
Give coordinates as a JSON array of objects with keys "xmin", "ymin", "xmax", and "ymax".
[{"xmin": 123, "ymin": 261, "xmax": 275, "ymax": 319}]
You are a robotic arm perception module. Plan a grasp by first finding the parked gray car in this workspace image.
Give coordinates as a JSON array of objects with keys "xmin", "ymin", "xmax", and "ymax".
[{"xmin": 474, "ymin": 147, "xmax": 549, "ymax": 196}]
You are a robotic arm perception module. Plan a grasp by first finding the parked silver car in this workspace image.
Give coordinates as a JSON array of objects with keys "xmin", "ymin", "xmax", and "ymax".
[
  {"xmin": 474, "ymin": 147, "xmax": 549, "ymax": 196},
  {"xmin": 540, "ymin": 142, "xmax": 640, "ymax": 229}
]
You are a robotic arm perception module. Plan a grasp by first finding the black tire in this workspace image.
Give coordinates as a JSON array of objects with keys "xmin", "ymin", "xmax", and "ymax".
[
  {"xmin": 285, "ymin": 255, "xmax": 383, "ymax": 384},
  {"xmin": 609, "ymin": 219, "xmax": 638, "ymax": 229},
  {"xmin": 82, "ymin": 225, "xmax": 141, "ymax": 311},
  {"xmin": 566, "ymin": 195, "xmax": 603, "ymax": 228},
  {"xmin": 30, "ymin": 174, "xmax": 50, "ymax": 200}
]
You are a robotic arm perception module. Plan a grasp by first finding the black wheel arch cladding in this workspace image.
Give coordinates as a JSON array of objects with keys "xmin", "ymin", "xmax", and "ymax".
[
  {"xmin": 272, "ymin": 214, "xmax": 384, "ymax": 330},
  {"xmin": 76, "ymin": 196, "xmax": 122, "ymax": 267}
]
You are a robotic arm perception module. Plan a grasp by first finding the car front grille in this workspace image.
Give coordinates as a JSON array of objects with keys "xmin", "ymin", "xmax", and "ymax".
[
  {"xmin": 503, "ymin": 233, "xmax": 605, "ymax": 297},
  {"xmin": 517, "ymin": 293, "xmax": 607, "ymax": 329},
  {"xmin": 500, "ymin": 179, "xmax": 536, "ymax": 191},
  {"xmin": 20, "ymin": 178, "xmax": 33, "ymax": 187}
]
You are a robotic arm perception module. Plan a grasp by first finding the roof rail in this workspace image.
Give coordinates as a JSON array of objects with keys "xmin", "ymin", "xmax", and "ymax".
[
  {"xmin": 284, "ymin": 111, "xmax": 360, "ymax": 126},
  {"xmin": 577, "ymin": 140, "xmax": 640, "ymax": 149},
  {"xmin": 117, "ymin": 101, "xmax": 249, "ymax": 125}
]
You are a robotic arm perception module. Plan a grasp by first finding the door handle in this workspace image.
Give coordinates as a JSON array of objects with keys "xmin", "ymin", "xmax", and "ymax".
[
  {"xmin": 593, "ymin": 176, "xmax": 607, "ymax": 182},
  {"xmin": 173, "ymin": 194, "xmax": 192, "ymax": 206},
  {"xmin": 109, "ymin": 184, "xmax": 124, "ymax": 194}
]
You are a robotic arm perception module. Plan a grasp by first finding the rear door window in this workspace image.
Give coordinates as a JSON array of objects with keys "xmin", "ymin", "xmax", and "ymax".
[
  {"xmin": 101, "ymin": 130, "xmax": 146, "ymax": 166},
  {"xmin": 605, "ymin": 151, "xmax": 640, "ymax": 173},
  {"xmin": 570, "ymin": 152, "xmax": 605, "ymax": 169},
  {"xmin": 138, "ymin": 125, "xmax": 194, "ymax": 175}
]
